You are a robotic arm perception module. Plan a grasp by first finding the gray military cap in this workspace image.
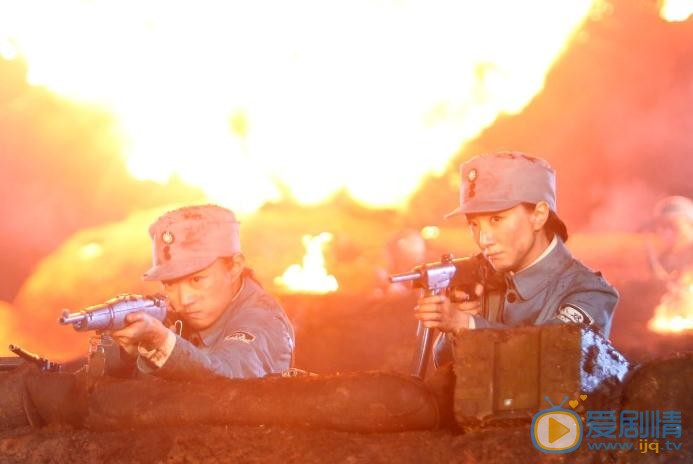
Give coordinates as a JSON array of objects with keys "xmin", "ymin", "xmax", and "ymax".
[
  {"xmin": 143, "ymin": 204, "xmax": 241, "ymax": 281},
  {"xmin": 640, "ymin": 195, "xmax": 693, "ymax": 231},
  {"xmin": 446, "ymin": 151, "xmax": 568, "ymax": 239},
  {"xmin": 653, "ymin": 195, "xmax": 693, "ymax": 221}
]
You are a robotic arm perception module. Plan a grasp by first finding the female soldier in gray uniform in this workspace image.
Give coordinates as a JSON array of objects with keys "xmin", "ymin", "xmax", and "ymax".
[
  {"xmin": 414, "ymin": 152, "xmax": 619, "ymax": 366},
  {"xmin": 112, "ymin": 205, "xmax": 294, "ymax": 380}
]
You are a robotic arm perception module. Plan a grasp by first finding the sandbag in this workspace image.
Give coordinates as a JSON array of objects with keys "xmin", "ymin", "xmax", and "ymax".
[
  {"xmin": 0, "ymin": 366, "xmax": 33, "ymax": 430},
  {"xmin": 24, "ymin": 370, "xmax": 86, "ymax": 428},
  {"xmin": 24, "ymin": 370, "xmax": 439, "ymax": 433},
  {"xmin": 620, "ymin": 352, "xmax": 693, "ymax": 428}
]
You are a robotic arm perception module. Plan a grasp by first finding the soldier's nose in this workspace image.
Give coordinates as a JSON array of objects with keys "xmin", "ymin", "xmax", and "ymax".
[
  {"xmin": 180, "ymin": 295, "xmax": 197, "ymax": 308},
  {"xmin": 478, "ymin": 229, "xmax": 495, "ymax": 248},
  {"xmin": 177, "ymin": 286, "xmax": 197, "ymax": 308}
]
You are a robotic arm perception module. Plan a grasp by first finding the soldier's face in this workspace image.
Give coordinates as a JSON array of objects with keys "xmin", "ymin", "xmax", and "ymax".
[
  {"xmin": 466, "ymin": 204, "xmax": 550, "ymax": 273},
  {"xmin": 162, "ymin": 258, "xmax": 242, "ymax": 330}
]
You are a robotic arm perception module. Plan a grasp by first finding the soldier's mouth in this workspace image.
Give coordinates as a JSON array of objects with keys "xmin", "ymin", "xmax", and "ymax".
[{"xmin": 182, "ymin": 311, "xmax": 203, "ymax": 319}]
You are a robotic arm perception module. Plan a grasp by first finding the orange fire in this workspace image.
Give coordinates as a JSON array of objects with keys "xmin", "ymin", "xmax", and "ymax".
[
  {"xmin": 274, "ymin": 233, "xmax": 338, "ymax": 294},
  {"xmin": 648, "ymin": 272, "xmax": 693, "ymax": 334},
  {"xmin": 659, "ymin": 0, "xmax": 693, "ymax": 22},
  {"xmin": 0, "ymin": 0, "xmax": 595, "ymax": 212}
]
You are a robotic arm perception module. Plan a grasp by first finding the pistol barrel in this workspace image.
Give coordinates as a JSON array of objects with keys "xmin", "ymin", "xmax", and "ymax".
[
  {"xmin": 389, "ymin": 270, "xmax": 422, "ymax": 284},
  {"xmin": 59, "ymin": 311, "xmax": 86, "ymax": 326}
]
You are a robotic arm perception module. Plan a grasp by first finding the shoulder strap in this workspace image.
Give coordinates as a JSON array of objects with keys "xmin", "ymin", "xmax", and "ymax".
[{"xmin": 482, "ymin": 288, "xmax": 505, "ymax": 323}]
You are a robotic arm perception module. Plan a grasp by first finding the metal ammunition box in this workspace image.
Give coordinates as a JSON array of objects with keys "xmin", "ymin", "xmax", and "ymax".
[{"xmin": 452, "ymin": 324, "xmax": 630, "ymax": 428}]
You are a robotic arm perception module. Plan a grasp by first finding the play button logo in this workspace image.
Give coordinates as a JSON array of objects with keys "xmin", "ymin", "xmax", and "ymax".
[
  {"xmin": 548, "ymin": 417, "xmax": 570, "ymax": 442},
  {"xmin": 533, "ymin": 411, "xmax": 581, "ymax": 452},
  {"xmin": 531, "ymin": 397, "xmax": 583, "ymax": 454}
]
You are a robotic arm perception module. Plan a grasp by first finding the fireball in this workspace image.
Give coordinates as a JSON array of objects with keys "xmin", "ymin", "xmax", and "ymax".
[
  {"xmin": 0, "ymin": 0, "xmax": 597, "ymax": 212},
  {"xmin": 648, "ymin": 272, "xmax": 693, "ymax": 334},
  {"xmin": 275, "ymin": 233, "xmax": 339, "ymax": 294}
]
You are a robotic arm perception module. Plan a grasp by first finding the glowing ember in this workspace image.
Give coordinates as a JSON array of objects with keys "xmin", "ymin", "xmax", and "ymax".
[
  {"xmin": 274, "ymin": 232, "xmax": 338, "ymax": 294},
  {"xmin": 648, "ymin": 272, "xmax": 693, "ymax": 334},
  {"xmin": 421, "ymin": 226, "xmax": 440, "ymax": 240},
  {"xmin": 79, "ymin": 243, "xmax": 103, "ymax": 260},
  {"xmin": 0, "ymin": 0, "xmax": 595, "ymax": 212},
  {"xmin": 659, "ymin": 0, "xmax": 693, "ymax": 22}
]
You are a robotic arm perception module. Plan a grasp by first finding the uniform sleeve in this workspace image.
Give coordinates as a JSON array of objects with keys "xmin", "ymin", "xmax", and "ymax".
[
  {"xmin": 139, "ymin": 309, "xmax": 294, "ymax": 381},
  {"xmin": 547, "ymin": 276, "xmax": 619, "ymax": 337}
]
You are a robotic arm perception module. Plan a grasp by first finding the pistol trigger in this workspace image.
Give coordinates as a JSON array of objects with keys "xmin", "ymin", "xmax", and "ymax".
[{"xmin": 174, "ymin": 320, "xmax": 183, "ymax": 336}]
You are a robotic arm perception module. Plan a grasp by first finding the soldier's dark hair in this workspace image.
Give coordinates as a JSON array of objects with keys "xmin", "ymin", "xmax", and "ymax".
[
  {"xmin": 521, "ymin": 203, "xmax": 569, "ymax": 242},
  {"xmin": 546, "ymin": 210, "xmax": 569, "ymax": 242},
  {"xmin": 219, "ymin": 256, "xmax": 264, "ymax": 287}
]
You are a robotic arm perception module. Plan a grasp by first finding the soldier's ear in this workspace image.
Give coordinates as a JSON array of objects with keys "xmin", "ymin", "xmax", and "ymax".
[
  {"xmin": 222, "ymin": 252, "xmax": 245, "ymax": 275},
  {"xmin": 229, "ymin": 253, "xmax": 245, "ymax": 275},
  {"xmin": 532, "ymin": 202, "xmax": 550, "ymax": 231}
]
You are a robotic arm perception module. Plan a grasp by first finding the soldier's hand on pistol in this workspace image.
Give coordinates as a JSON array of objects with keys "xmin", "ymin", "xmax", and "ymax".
[
  {"xmin": 414, "ymin": 284, "xmax": 483, "ymax": 334},
  {"xmin": 112, "ymin": 312, "xmax": 170, "ymax": 353}
]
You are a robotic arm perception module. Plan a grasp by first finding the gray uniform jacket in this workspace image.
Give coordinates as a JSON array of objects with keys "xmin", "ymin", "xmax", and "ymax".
[
  {"xmin": 434, "ymin": 238, "xmax": 618, "ymax": 366},
  {"xmin": 140, "ymin": 276, "xmax": 294, "ymax": 380}
]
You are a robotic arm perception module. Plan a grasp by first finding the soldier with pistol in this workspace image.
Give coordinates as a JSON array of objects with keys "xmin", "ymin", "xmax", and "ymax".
[
  {"xmin": 109, "ymin": 204, "xmax": 295, "ymax": 380},
  {"xmin": 414, "ymin": 152, "xmax": 619, "ymax": 367}
]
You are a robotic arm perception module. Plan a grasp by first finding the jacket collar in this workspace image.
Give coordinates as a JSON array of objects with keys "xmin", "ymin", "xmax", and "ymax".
[{"xmin": 507, "ymin": 237, "xmax": 572, "ymax": 301}]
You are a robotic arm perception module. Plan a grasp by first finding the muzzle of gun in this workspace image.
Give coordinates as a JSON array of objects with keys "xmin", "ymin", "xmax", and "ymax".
[{"xmin": 6, "ymin": 344, "xmax": 61, "ymax": 372}]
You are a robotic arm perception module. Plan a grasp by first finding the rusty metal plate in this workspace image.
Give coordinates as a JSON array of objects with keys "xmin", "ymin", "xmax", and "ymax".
[{"xmin": 452, "ymin": 324, "xmax": 630, "ymax": 428}]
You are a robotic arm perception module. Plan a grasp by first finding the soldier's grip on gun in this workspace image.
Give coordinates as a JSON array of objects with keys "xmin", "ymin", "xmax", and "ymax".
[
  {"xmin": 111, "ymin": 311, "xmax": 171, "ymax": 357},
  {"xmin": 414, "ymin": 284, "xmax": 483, "ymax": 333}
]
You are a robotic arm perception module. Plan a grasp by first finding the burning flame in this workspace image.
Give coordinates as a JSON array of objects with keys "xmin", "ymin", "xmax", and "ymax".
[
  {"xmin": 79, "ymin": 243, "xmax": 103, "ymax": 261},
  {"xmin": 421, "ymin": 226, "xmax": 440, "ymax": 241},
  {"xmin": 0, "ymin": 0, "xmax": 595, "ymax": 212},
  {"xmin": 274, "ymin": 232, "xmax": 338, "ymax": 294},
  {"xmin": 648, "ymin": 272, "xmax": 693, "ymax": 334},
  {"xmin": 659, "ymin": 0, "xmax": 693, "ymax": 22}
]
